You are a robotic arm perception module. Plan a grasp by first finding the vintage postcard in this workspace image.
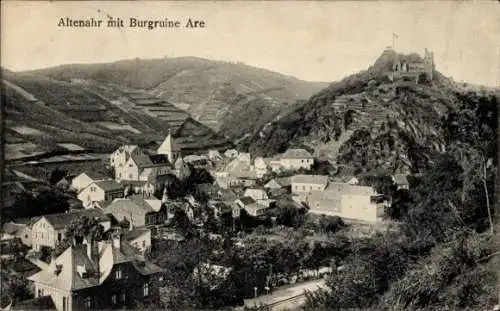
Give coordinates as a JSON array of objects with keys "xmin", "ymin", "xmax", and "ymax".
[{"xmin": 1, "ymin": 1, "xmax": 499, "ymax": 311}]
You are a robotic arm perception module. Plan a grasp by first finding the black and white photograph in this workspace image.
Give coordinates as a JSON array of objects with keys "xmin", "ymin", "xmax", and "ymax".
[{"xmin": 0, "ymin": 1, "xmax": 499, "ymax": 311}]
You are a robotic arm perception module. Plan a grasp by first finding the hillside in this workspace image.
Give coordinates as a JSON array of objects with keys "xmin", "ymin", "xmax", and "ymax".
[
  {"xmin": 25, "ymin": 57, "xmax": 327, "ymax": 134},
  {"xmin": 240, "ymin": 49, "xmax": 499, "ymax": 175},
  {"xmin": 1, "ymin": 70, "xmax": 231, "ymax": 161}
]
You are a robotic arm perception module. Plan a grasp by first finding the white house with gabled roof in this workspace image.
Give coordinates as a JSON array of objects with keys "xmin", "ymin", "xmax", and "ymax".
[
  {"xmin": 77, "ymin": 180, "xmax": 124, "ymax": 209},
  {"xmin": 279, "ymin": 148, "xmax": 314, "ymax": 171},
  {"xmin": 71, "ymin": 172, "xmax": 111, "ymax": 192}
]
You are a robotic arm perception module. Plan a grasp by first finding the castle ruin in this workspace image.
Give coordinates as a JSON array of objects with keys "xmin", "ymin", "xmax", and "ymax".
[{"xmin": 387, "ymin": 48, "xmax": 435, "ymax": 83}]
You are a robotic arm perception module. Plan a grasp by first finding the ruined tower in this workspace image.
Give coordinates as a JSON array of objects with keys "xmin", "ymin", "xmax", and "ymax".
[{"xmin": 423, "ymin": 48, "xmax": 435, "ymax": 80}]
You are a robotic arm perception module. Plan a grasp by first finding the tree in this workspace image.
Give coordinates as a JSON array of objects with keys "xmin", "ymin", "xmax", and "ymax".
[
  {"xmin": 49, "ymin": 167, "xmax": 67, "ymax": 185},
  {"xmin": 276, "ymin": 206, "xmax": 305, "ymax": 228},
  {"xmin": 54, "ymin": 215, "xmax": 106, "ymax": 256},
  {"xmin": 171, "ymin": 209, "xmax": 196, "ymax": 238},
  {"xmin": 318, "ymin": 216, "xmax": 344, "ymax": 233}
]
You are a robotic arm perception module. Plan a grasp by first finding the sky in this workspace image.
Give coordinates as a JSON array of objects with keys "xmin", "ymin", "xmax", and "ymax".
[{"xmin": 2, "ymin": 1, "xmax": 499, "ymax": 86}]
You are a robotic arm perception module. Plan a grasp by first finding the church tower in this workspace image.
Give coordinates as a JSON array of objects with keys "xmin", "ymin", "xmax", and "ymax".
[{"xmin": 157, "ymin": 129, "xmax": 181, "ymax": 163}]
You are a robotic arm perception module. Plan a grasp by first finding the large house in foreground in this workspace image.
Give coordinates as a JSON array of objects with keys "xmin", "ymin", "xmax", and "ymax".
[{"xmin": 28, "ymin": 232, "xmax": 164, "ymax": 311}]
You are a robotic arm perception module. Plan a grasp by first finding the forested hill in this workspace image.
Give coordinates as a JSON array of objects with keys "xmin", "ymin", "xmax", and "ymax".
[{"xmin": 239, "ymin": 49, "xmax": 499, "ymax": 175}]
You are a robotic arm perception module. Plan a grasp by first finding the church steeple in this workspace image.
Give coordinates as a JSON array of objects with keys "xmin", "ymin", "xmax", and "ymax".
[{"xmin": 157, "ymin": 128, "xmax": 180, "ymax": 163}]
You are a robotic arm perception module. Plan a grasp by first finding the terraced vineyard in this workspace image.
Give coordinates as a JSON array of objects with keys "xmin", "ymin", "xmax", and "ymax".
[{"xmin": 2, "ymin": 70, "xmax": 232, "ymax": 161}]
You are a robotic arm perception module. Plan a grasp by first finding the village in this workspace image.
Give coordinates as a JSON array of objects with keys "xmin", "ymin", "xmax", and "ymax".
[{"xmin": 1, "ymin": 128, "xmax": 411, "ymax": 311}]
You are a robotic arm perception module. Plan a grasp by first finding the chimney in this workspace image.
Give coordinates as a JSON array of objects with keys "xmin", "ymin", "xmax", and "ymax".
[
  {"xmin": 129, "ymin": 213, "xmax": 133, "ymax": 231},
  {"xmin": 112, "ymin": 232, "xmax": 121, "ymax": 250},
  {"xmin": 84, "ymin": 237, "xmax": 100, "ymax": 264}
]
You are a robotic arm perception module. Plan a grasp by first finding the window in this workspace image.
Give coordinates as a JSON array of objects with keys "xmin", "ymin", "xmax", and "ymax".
[
  {"xmin": 143, "ymin": 283, "xmax": 150, "ymax": 297},
  {"xmin": 111, "ymin": 294, "xmax": 117, "ymax": 305},
  {"xmin": 37, "ymin": 289, "xmax": 42, "ymax": 297},
  {"xmin": 63, "ymin": 297, "xmax": 66, "ymax": 311},
  {"xmin": 121, "ymin": 292, "xmax": 126, "ymax": 302},
  {"xmin": 115, "ymin": 267, "xmax": 122, "ymax": 279},
  {"xmin": 129, "ymin": 174, "xmax": 133, "ymax": 179},
  {"xmin": 58, "ymin": 233, "xmax": 62, "ymax": 242},
  {"xmin": 25, "ymin": 234, "xmax": 28, "ymax": 239},
  {"xmin": 302, "ymin": 186, "xmax": 305, "ymax": 191},
  {"xmin": 142, "ymin": 240, "xmax": 146, "ymax": 247},
  {"xmin": 84, "ymin": 297, "xmax": 92, "ymax": 308}
]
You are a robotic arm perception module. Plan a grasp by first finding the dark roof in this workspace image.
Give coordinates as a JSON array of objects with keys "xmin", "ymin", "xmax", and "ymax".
[
  {"xmin": 94, "ymin": 180, "xmax": 123, "ymax": 192},
  {"xmin": 149, "ymin": 154, "xmax": 171, "ymax": 165},
  {"xmin": 125, "ymin": 227, "xmax": 150, "ymax": 241},
  {"xmin": 43, "ymin": 209, "xmax": 110, "ymax": 229},
  {"xmin": 132, "ymin": 154, "xmax": 171, "ymax": 169},
  {"xmin": 238, "ymin": 196, "xmax": 256, "ymax": 205},
  {"xmin": 105, "ymin": 197, "xmax": 163, "ymax": 216},
  {"xmin": 85, "ymin": 171, "xmax": 109, "ymax": 181}
]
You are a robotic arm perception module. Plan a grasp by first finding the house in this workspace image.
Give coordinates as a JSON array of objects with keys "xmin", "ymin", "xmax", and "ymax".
[
  {"xmin": 235, "ymin": 197, "xmax": 269, "ymax": 217},
  {"xmin": 208, "ymin": 202, "xmax": 232, "ymax": 219},
  {"xmin": 254, "ymin": 157, "xmax": 270, "ymax": 178},
  {"xmin": 269, "ymin": 156, "xmax": 284, "ymax": 173},
  {"xmin": 235, "ymin": 196, "xmax": 256, "ymax": 209},
  {"xmin": 348, "ymin": 177, "xmax": 360, "ymax": 185},
  {"xmin": 174, "ymin": 157, "xmax": 192, "ymax": 181},
  {"xmin": 243, "ymin": 188, "xmax": 268, "ymax": 201},
  {"xmin": 71, "ymin": 172, "xmax": 110, "ymax": 192},
  {"xmin": 195, "ymin": 183, "xmax": 222, "ymax": 199},
  {"xmin": 104, "ymin": 197, "xmax": 167, "ymax": 229},
  {"xmin": 291, "ymin": 175, "xmax": 329, "ymax": 193},
  {"xmin": 28, "ymin": 232, "xmax": 163, "ymax": 311},
  {"xmin": 264, "ymin": 177, "xmax": 291, "ymax": 190},
  {"xmin": 244, "ymin": 202, "xmax": 269, "ymax": 217},
  {"xmin": 224, "ymin": 149, "xmax": 239, "ymax": 159},
  {"xmin": 124, "ymin": 227, "xmax": 151, "ymax": 254},
  {"xmin": 278, "ymin": 148, "xmax": 314, "ymax": 171},
  {"xmin": 227, "ymin": 162, "xmax": 259, "ymax": 187},
  {"xmin": 2, "ymin": 218, "xmax": 34, "ymax": 247},
  {"xmin": 243, "ymin": 188, "xmax": 273, "ymax": 207},
  {"xmin": 207, "ymin": 149, "xmax": 223, "ymax": 162},
  {"xmin": 31, "ymin": 209, "xmax": 111, "ymax": 251},
  {"xmin": 295, "ymin": 182, "xmax": 389, "ymax": 223},
  {"xmin": 77, "ymin": 180, "xmax": 124, "ymax": 209},
  {"xmin": 109, "ymin": 145, "xmax": 144, "ymax": 169},
  {"xmin": 120, "ymin": 180, "xmax": 155, "ymax": 197},
  {"xmin": 183, "ymin": 154, "xmax": 210, "ymax": 170},
  {"xmin": 157, "ymin": 129, "xmax": 181, "ymax": 163},
  {"xmin": 116, "ymin": 154, "xmax": 172, "ymax": 190},
  {"xmin": 392, "ymin": 174, "xmax": 410, "ymax": 190}
]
